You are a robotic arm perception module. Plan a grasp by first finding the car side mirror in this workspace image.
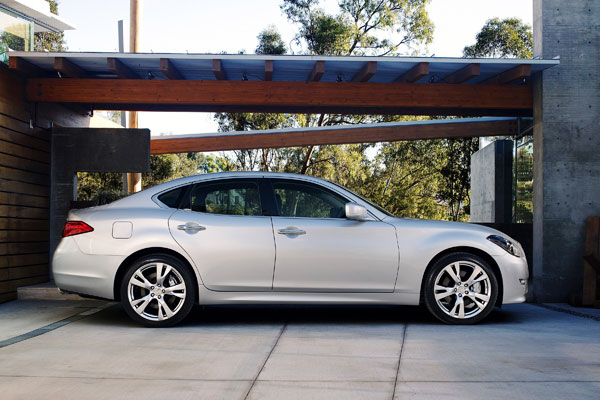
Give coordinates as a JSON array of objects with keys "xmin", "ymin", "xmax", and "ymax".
[{"xmin": 345, "ymin": 202, "xmax": 368, "ymax": 221}]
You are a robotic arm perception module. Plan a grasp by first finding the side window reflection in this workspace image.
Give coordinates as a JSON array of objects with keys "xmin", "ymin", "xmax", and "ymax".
[
  {"xmin": 272, "ymin": 180, "xmax": 347, "ymax": 218},
  {"xmin": 190, "ymin": 181, "xmax": 261, "ymax": 216}
]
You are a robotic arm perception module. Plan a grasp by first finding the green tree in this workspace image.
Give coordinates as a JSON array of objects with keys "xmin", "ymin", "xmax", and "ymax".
[
  {"xmin": 35, "ymin": 0, "xmax": 67, "ymax": 52},
  {"xmin": 255, "ymin": 25, "xmax": 287, "ymax": 55},
  {"xmin": 76, "ymin": 172, "xmax": 123, "ymax": 204},
  {"xmin": 463, "ymin": 18, "xmax": 532, "ymax": 58},
  {"xmin": 216, "ymin": 1, "xmax": 441, "ymax": 218},
  {"xmin": 364, "ymin": 140, "xmax": 445, "ymax": 219},
  {"xmin": 437, "ymin": 137, "xmax": 479, "ymax": 221},
  {"xmin": 461, "ymin": 17, "xmax": 534, "ymax": 221},
  {"xmin": 282, "ymin": 0, "xmax": 433, "ymax": 56}
]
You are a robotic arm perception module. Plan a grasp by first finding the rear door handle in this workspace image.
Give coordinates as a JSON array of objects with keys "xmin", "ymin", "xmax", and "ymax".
[
  {"xmin": 278, "ymin": 227, "xmax": 306, "ymax": 235},
  {"xmin": 177, "ymin": 224, "xmax": 206, "ymax": 231}
]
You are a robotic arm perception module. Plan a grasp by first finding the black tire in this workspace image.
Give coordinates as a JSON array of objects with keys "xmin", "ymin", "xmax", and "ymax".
[
  {"xmin": 120, "ymin": 254, "xmax": 196, "ymax": 327},
  {"xmin": 423, "ymin": 252, "xmax": 499, "ymax": 325}
]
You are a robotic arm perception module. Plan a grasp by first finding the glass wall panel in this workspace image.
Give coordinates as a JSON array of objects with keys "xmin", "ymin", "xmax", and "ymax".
[{"xmin": 0, "ymin": 8, "xmax": 34, "ymax": 63}]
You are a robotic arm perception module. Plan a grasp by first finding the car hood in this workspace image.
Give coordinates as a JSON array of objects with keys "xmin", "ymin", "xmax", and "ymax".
[{"xmin": 382, "ymin": 216, "xmax": 516, "ymax": 242}]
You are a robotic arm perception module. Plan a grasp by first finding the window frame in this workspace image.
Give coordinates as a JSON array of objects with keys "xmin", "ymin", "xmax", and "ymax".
[
  {"xmin": 264, "ymin": 178, "xmax": 352, "ymax": 220},
  {"xmin": 185, "ymin": 178, "xmax": 265, "ymax": 217}
]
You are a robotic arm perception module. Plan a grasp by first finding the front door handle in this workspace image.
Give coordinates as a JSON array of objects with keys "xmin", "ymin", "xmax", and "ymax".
[
  {"xmin": 277, "ymin": 227, "xmax": 306, "ymax": 235},
  {"xmin": 177, "ymin": 224, "xmax": 206, "ymax": 232}
]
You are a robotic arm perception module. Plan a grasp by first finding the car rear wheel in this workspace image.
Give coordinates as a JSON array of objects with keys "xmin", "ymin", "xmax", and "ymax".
[
  {"xmin": 120, "ymin": 254, "xmax": 195, "ymax": 327},
  {"xmin": 424, "ymin": 252, "xmax": 498, "ymax": 324}
]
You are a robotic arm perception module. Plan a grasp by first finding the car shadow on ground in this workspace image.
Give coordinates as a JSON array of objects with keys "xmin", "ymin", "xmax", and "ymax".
[{"xmin": 84, "ymin": 302, "xmax": 522, "ymax": 329}]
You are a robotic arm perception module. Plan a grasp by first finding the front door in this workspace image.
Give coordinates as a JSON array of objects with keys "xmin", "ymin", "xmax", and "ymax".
[
  {"xmin": 269, "ymin": 179, "xmax": 399, "ymax": 292},
  {"xmin": 169, "ymin": 178, "xmax": 275, "ymax": 291}
]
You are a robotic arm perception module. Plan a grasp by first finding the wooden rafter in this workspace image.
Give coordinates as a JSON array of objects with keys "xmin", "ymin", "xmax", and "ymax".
[
  {"xmin": 308, "ymin": 61, "xmax": 325, "ymax": 82},
  {"xmin": 395, "ymin": 62, "xmax": 429, "ymax": 83},
  {"xmin": 25, "ymin": 79, "xmax": 533, "ymax": 116},
  {"xmin": 54, "ymin": 57, "xmax": 86, "ymax": 78},
  {"xmin": 443, "ymin": 63, "xmax": 480, "ymax": 84},
  {"xmin": 264, "ymin": 60, "xmax": 273, "ymax": 81},
  {"xmin": 212, "ymin": 59, "xmax": 226, "ymax": 80},
  {"xmin": 352, "ymin": 61, "xmax": 377, "ymax": 82},
  {"xmin": 107, "ymin": 58, "xmax": 136, "ymax": 79},
  {"xmin": 484, "ymin": 64, "xmax": 531, "ymax": 85},
  {"xmin": 150, "ymin": 119, "xmax": 519, "ymax": 154},
  {"xmin": 8, "ymin": 57, "xmax": 45, "ymax": 77},
  {"xmin": 159, "ymin": 58, "xmax": 183, "ymax": 80}
]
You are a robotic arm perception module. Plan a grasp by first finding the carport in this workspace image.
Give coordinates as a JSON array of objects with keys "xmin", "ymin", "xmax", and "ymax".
[
  {"xmin": 0, "ymin": 0, "xmax": 597, "ymax": 308},
  {"xmin": 5, "ymin": 52, "xmax": 556, "ymax": 274}
]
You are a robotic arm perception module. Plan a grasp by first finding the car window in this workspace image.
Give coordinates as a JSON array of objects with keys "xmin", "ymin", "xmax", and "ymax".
[
  {"xmin": 189, "ymin": 180, "xmax": 261, "ymax": 216},
  {"xmin": 157, "ymin": 186, "xmax": 186, "ymax": 208},
  {"xmin": 272, "ymin": 180, "xmax": 347, "ymax": 218}
]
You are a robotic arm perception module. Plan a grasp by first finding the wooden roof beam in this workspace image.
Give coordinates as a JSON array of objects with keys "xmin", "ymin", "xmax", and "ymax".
[
  {"xmin": 107, "ymin": 58, "xmax": 136, "ymax": 79},
  {"xmin": 484, "ymin": 64, "xmax": 531, "ymax": 85},
  {"xmin": 54, "ymin": 57, "xmax": 86, "ymax": 78},
  {"xmin": 395, "ymin": 62, "xmax": 429, "ymax": 83},
  {"xmin": 264, "ymin": 60, "xmax": 273, "ymax": 81},
  {"xmin": 212, "ymin": 59, "xmax": 226, "ymax": 80},
  {"xmin": 159, "ymin": 58, "xmax": 184, "ymax": 80},
  {"xmin": 25, "ymin": 79, "xmax": 534, "ymax": 117},
  {"xmin": 8, "ymin": 57, "xmax": 45, "ymax": 77},
  {"xmin": 443, "ymin": 63, "xmax": 480, "ymax": 84},
  {"xmin": 308, "ymin": 61, "xmax": 325, "ymax": 82},
  {"xmin": 352, "ymin": 61, "xmax": 377, "ymax": 82},
  {"xmin": 150, "ymin": 119, "xmax": 519, "ymax": 154}
]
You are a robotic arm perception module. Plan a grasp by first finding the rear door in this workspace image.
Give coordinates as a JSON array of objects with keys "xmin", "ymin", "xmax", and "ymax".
[{"xmin": 168, "ymin": 178, "xmax": 275, "ymax": 291}]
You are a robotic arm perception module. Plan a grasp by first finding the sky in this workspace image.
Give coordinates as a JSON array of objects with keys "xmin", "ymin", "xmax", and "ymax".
[{"xmin": 57, "ymin": 0, "xmax": 533, "ymax": 136}]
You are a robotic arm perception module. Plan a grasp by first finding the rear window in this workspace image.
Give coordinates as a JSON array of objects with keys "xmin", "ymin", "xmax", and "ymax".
[{"xmin": 157, "ymin": 186, "xmax": 186, "ymax": 208}]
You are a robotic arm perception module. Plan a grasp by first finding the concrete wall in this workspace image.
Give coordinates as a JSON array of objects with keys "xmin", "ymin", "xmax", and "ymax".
[
  {"xmin": 532, "ymin": 0, "xmax": 600, "ymax": 301},
  {"xmin": 50, "ymin": 128, "xmax": 150, "ymax": 259},
  {"xmin": 470, "ymin": 140, "xmax": 513, "ymax": 224}
]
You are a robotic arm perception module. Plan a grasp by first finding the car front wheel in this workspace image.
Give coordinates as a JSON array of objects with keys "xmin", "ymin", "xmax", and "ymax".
[
  {"xmin": 424, "ymin": 252, "xmax": 498, "ymax": 324},
  {"xmin": 120, "ymin": 254, "xmax": 195, "ymax": 327}
]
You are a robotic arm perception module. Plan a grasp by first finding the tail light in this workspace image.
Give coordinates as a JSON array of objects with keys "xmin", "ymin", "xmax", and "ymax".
[{"xmin": 62, "ymin": 221, "xmax": 94, "ymax": 237}]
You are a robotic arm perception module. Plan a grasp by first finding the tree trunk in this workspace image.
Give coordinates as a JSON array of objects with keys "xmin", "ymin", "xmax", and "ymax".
[{"xmin": 299, "ymin": 113, "xmax": 325, "ymax": 174}]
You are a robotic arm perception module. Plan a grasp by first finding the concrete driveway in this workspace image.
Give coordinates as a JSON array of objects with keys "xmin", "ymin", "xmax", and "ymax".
[{"xmin": 0, "ymin": 301, "xmax": 599, "ymax": 400}]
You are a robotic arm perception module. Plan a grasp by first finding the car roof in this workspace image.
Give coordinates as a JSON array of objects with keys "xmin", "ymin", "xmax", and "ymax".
[
  {"xmin": 109, "ymin": 171, "xmax": 390, "ymax": 221},
  {"xmin": 153, "ymin": 171, "xmax": 335, "ymax": 189}
]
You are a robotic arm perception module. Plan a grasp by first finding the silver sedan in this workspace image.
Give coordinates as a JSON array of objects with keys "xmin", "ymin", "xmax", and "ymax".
[{"xmin": 53, "ymin": 172, "xmax": 528, "ymax": 327}]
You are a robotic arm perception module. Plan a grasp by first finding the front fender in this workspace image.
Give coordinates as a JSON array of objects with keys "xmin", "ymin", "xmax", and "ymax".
[{"xmin": 387, "ymin": 218, "xmax": 504, "ymax": 294}]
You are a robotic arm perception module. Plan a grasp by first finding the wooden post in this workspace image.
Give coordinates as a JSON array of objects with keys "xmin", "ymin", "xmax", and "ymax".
[
  {"xmin": 582, "ymin": 216, "xmax": 600, "ymax": 306},
  {"xmin": 127, "ymin": 0, "xmax": 142, "ymax": 193}
]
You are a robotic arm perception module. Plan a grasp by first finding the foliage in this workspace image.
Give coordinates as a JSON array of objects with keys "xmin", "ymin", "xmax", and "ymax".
[
  {"xmin": 34, "ymin": 1, "xmax": 67, "ymax": 52},
  {"xmin": 281, "ymin": 0, "xmax": 433, "ymax": 56},
  {"xmin": 255, "ymin": 26, "xmax": 287, "ymax": 55},
  {"xmin": 0, "ymin": 32, "xmax": 25, "ymax": 52},
  {"xmin": 215, "ymin": 1, "xmax": 457, "ymax": 219},
  {"xmin": 142, "ymin": 153, "xmax": 233, "ymax": 189},
  {"xmin": 77, "ymin": 172, "xmax": 123, "ymax": 202},
  {"xmin": 463, "ymin": 18, "xmax": 532, "ymax": 58},
  {"xmin": 515, "ymin": 146, "xmax": 533, "ymax": 223},
  {"xmin": 436, "ymin": 138, "xmax": 479, "ymax": 221},
  {"xmin": 365, "ymin": 140, "xmax": 446, "ymax": 219}
]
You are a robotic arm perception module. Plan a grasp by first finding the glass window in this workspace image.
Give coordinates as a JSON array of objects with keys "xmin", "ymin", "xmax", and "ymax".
[
  {"xmin": 157, "ymin": 186, "xmax": 186, "ymax": 208},
  {"xmin": 272, "ymin": 180, "xmax": 347, "ymax": 219},
  {"xmin": 189, "ymin": 180, "xmax": 261, "ymax": 216},
  {"xmin": 0, "ymin": 9, "xmax": 34, "ymax": 64}
]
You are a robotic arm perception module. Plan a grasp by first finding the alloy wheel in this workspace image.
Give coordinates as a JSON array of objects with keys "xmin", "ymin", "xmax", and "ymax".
[
  {"xmin": 433, "ymin": 260, "xmax": 492, "ymax": 319},
  {"xmin": 127, "ymin": 262, "xmax": 187, "ymax": 322}
]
